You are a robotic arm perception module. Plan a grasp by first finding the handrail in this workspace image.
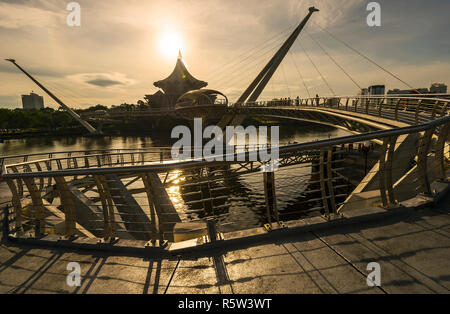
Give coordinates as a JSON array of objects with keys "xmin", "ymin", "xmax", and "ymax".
[
  {"xmin": 3, "ymin": 115, "xmax": 449, "ymax": 179},
  {"xmin": 0, "ymin": 144, "xmax": 282, "ymax": 162},
  {"xmin": 234, "ymin": 96, "xmax": 450, "ymax": 107},
  {"xmin": 232, "ymin": 94, "xmax": 450, "ymax": 106}
]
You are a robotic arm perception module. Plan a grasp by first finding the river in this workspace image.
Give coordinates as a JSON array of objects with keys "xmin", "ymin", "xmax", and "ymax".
[{"xmin": 0, "ymin": 122, "xmax": 352, "ymax": 232}]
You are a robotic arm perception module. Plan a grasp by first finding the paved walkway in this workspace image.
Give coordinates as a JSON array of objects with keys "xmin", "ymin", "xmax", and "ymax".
[{"xmin": 0, "ymin": 199, "xmax": 449, "ymax": 294}]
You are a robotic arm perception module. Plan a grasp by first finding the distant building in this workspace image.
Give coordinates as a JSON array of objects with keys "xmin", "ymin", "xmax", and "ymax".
[
  {"xmin": 368, "ymin": 85, "xmax": 385, "ymax": 95},
  {"xmin": 22, "ymin": 92, "xmax": 44, "ymax": 110},
  {"xmin": 387, "ymin": 83, "xmax": 448, "ymax": 95},
  {"xmin": 387, "ymin": 88, "xmax": 429, "ymax": 95},
  {"xmin": 430, "ymin": 83, "xmax": 447, "ymax": 94},
  {"xmin": 359, "ymin": 85, "xmax": 384, "ymax": 105}
]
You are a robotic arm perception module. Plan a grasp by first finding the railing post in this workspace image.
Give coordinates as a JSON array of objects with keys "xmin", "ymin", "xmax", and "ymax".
[
  {"xmin": 54, "ymin": 176, "xmax": 77, "ymax": 238},
  {"xmin": 431, "ymin": 101, "xmax": 440, "ymax": 120},
  {"xmin": 73, "ymin": 157, "xmax": 78, "ymax": 169},
  {"xmin": 319, "ymin": 149, "xmax": 330, "ymax": 216},
  {"xmin": 441, "ymin": 102, "xmax": 448, "ymax": 117},
  {"xmin": 435, "ymin": 123, "xmax": 449, "ymax": 180},
  {"xmin": 67, "ymin": 152, "xmax": 72, "ymax": 169},
  {"xmin": 44, "ymin": 160, "xmax": 53, "ymax": 186},
  {"xmin": 10, "ymin": 166, "xmax": 24, "ymax": 198},
  {"xmin": 379, "ymin": 136, "xmax": 399, "ymax": 208},
  {"xmin": 84, "ymin": 152, "xmax": 90, "ymax": 169},
  {"xmin": 5, "ymin": 179, "xmax": 23, "ymax": 233},
  {"xmin": 22, "ymin": 177, "xmax": 45, "ymax": 237},
  {"xmin": 94, "ymin": 175, "xmax": 116, "ymax": 241},
  {"xmin": 263, "ymin": 171, "xmax": 279, "ymax": 227},
  {"xmin": 379, "ymin": 139, "xmax": 389, "ymax": 207},
  {"xmin": 378, "ymin": 98, "xmax": 384, "ymax": 117},
  {"xmin": 417, "ymin": 128, "xmax": 435, "ymax": 195},
  {"xmin": 385, "ymin": 136, "xmax": 398, "ymax": 206},
  {"xmin": 56, "ymin": 159, "xmax": 63, "ymax": 170},
  {"xmin": 415, "ymin": 100, "xmax": 422, "ymax": 124},
  {"xmin": 34, "ymin": 162, "xmax": 44, "ymax": 192},
  {"xmin": 326, "ymin": 148, "xmax": 337, "ymax": 214},
  {"xmin": 142, "ymin": 173, "xmax": 160, "ymax": 243},
  {"xmin": 394, "ymin": 99, "xmax": 401, "ymax": 121}
]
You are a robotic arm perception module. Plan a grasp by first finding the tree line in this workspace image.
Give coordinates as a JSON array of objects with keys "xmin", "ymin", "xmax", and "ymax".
[{"xmin": 0, "ymin": 105, "xmax": 108, "ymax": 130}]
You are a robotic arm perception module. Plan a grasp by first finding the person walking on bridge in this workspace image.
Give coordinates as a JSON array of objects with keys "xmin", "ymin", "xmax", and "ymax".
[{"xmin": 315, "ymin": 94, "xmax": 320, "ymax": 106}]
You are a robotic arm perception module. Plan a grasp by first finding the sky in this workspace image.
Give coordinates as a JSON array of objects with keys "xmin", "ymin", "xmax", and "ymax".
[{"xmin": 0, "ymin": 0, "xmax": 449, "ymax": 109}]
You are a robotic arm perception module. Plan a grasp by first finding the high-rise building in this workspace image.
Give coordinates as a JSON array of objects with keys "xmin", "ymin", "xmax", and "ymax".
[
  {"xmin": 368, "ymin": 85, "xmax": 385, "ymax": 95},
  {"xmin": 430, "ymin": 83, "xmax": 447, "ymax": 94},
  {"xmin": 22, "ymin": 92, "xmax": 44, "ymax": 110}
]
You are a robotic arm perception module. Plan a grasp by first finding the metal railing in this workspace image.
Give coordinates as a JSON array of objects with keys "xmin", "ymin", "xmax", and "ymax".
[
  {"xmin": 1, "ymin": 115, "xmax": 449, "ymax": 245},
  {"xmin": 77, "ymin": 94, "xmax": 450, "ymax": 129},
  {"xmin": 233, "ymin": 95, "xmax": 450, "ymax": 125},
  {"xmin": 0, "ymin": 144, "xmax": 284, "ymax": 171}
]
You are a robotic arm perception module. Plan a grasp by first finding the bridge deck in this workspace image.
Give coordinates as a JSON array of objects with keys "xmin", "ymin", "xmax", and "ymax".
[
  {"xmin": 1, "ymin": 95, "xmax": 448, "ymax": 294},
  {"xmin": 1, "ymin": 196, "xmax": 448, "ymax": 294}
]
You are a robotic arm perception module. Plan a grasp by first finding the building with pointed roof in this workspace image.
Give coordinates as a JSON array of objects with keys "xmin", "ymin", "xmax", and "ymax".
[{"xmin": 145, "ymin": 51, "xmax": 208, "ymax": 108}]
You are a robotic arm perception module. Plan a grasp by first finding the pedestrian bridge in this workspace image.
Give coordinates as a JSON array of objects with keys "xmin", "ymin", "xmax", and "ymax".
[
  {"xmin": 1, "ymin": 93, "xmax": 449, "ymax": 254},
  {"xmin": 84, "ymin": 94, "xmax": 449, "ymax": 133}
]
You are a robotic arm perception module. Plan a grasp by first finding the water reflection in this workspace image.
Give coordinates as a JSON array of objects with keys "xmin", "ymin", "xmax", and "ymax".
[{"xmin": 0, "ymin": 122, "xmax": 351, "ymax": 232}]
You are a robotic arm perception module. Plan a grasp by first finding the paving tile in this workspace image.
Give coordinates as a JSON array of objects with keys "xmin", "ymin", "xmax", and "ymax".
[{"xmin": 166, "ymin": 257, "xmax": 219, "ymax": 294}]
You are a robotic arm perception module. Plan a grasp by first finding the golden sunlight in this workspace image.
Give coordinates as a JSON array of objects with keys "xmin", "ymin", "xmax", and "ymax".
[{"xmin": 158, "ymin": 30, "xmax": 184, "ymax": 59}]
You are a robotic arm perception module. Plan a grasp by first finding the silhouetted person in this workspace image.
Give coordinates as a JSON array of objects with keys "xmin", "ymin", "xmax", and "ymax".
[{"xmin": 315, "ymin": 94, "xmax": 320, "ymax": 106}]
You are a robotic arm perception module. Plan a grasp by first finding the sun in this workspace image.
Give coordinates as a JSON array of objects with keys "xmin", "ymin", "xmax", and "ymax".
[{"xmin": 158, "ymin": 31, "xmax": 184, "ymax": 59}]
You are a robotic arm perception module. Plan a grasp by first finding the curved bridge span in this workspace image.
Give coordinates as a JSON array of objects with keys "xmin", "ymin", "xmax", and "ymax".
[
  {"xmin": 85, "ymin": 95, "xmax": 450, "ymax": 135},
  {"xmin": 1, "ymin": 101, "xmax": 449, "ymax": 250},
  {"xmin": 232, "ymin": 95, "xmax": 448, "ymax": 131}
]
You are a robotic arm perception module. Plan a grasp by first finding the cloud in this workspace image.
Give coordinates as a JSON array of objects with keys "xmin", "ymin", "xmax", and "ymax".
[
  {"xmin": 0, "ymin": 95, "xmax": 21, "ymax": 108},
  {"xmin": 86, "ymin": 79, "xmax": 123, "ymax": 87},
  {"xmin": 67, "ymin": 72, "xmax": 136, "ymax": 88},
  {"xmin": 0, "ymin": 1, "xmax": 64, "ymax": 29},
  {"xmin": 0, "ymin": 0, "xmax": 448, "ymax": 108}
]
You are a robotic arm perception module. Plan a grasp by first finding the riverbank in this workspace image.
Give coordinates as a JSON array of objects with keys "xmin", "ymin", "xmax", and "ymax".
[{"xmin": 0, "ymin": 127, "xmax": 87, "ymax": 140}]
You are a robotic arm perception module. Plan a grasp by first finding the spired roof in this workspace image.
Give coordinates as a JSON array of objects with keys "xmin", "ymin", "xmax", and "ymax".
[{"xmin": 154, "ymin": 51, "xmax": 208, "ymax": 98}]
